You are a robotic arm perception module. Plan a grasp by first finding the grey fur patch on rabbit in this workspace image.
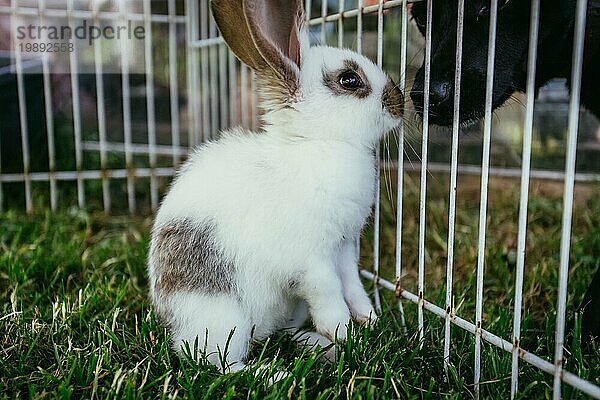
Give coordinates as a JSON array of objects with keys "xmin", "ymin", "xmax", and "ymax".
[{"xmin": 150, "ymin": 219, "xmax": 236, "ymax": 297}]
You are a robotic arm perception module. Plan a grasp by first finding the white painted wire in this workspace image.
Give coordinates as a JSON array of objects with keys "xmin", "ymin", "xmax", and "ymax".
[
  {"xmin": 474, "ymin": 0, "xmax": 499, "ymax": 397},
  {"xmin": 219, "ymin": 43, "xmax": 229, "ymax": 132},
  {"xmin": 240, "ymin": 64, "xmax": 249, "ymax": 128},
  {"xmin": 394, "ymin": 161, "xmax": 600, "ymax": 183},
  {"xmin": 307, "ymin": 0, "xmax": 406, "ymax": 26},
  {"xmin": 321, "ymin": 0, "xmax": 327, "ymax": 44},
  {"xmin": 355, "ymin": 0, "xmax": 362, "ymax": 259},
  {"xmin": 359, "ymin": 269, "xmax": 600, "ymax": 399},
  {"xmin": 305, "ymin": 0, "xmax": 312, "ymax": 26},
  {"xmin": 185, "ymin": 0, "xmax": 196, "ymax": 146},
  {"xmin": 228, "ymin": 53, "xmax": 238, "ymax": 126},
  {"xmin": 251, "ymin": 71, "xmax": 258, "ymax": 131},
  {"xmin": 144, "ymin": 0, "xmax": 159, "ymax": 211},
  {"xmin": 92, "ymin": 0, "xmax": 110, "ymax": 213},
  {"xmin": 11, "ymin": 0, "xmax": 31, "ymax": 213},
  {"xmin": 0, "ymin": 168, "xmax": 176, "ymax": 183},
  {"xmin": 67, "ymin": 0, "xmax": 85, "ymax": 209},
  {"xmin": 553, "ymin": 0, "xmax": 588, "ymax": 398},
  {"xmin": 168, "ymin": 0, "xmax": 181, "ymax": 165},
  {"xmin": 337, "ymin": 0, "xmax": 345, "ymax": 48},
  {"xmin": 417, "ymin": 0, "xmax": 433, "ymax": 345},
  {"xmin": 394, "ymin": 0, "xmax": 409, "ymax": 336},
  {"xmin": 356, "ymin": 0, "xmax": 363, "ymax": 54},
  {"xmin": 118, "ymin": 0, "xmax": 135, "ymax": 213},
  {"xmin": 191, "ymin": 0, "xmax": 201, "ymax": 146},
  {"xmin": 444, "ymin": 0, "xmax": 465, "ymax": 372},
  {"xmin": 209, "ymin": 9, "xmax": 219, "ymax": 138},
  {"xmin": 200, "ymin": 0, "xmax": 210, "ymax": 142},
  {"xmin": 38, "ymin": 0, "xmax": 57, "ymax": 211},
  {"xmin": 371, "ymin": 0, "xmax": 385, "ymax": 314},
  {"xmin": 510, "ymin": 0, "xmax": 540, "ymax": 397}
]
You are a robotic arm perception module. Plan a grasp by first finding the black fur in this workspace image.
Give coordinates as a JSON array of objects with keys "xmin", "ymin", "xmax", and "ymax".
[
  {"xmin": 409, "ymin": 0, "xmax": 600, "ymax": 341},
  {"xmin": 410, "ymin": 0, "xmax": 600, "ymax": 125}
]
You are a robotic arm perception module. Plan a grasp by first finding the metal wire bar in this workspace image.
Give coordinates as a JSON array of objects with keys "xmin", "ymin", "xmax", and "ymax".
[
  {"xmin": 92, "ymin": 0, "xmax": 110, "ymax": 213},
  {"xmin": 67, "ymin": 0, "xmax": 85, "ymax": 208},
  {"xmin": 0, "ymin": 168, "xmax": 176, "ymax": 183},
  {"xmin": 371, "ymin": 0, "xmax": 385, "ymax": 314},
  {"xmin": 190, "ymin": 36, "xmax": 225, "ymax": 48},
  {"xmin": 443, "ymin": 0, "xmax": 465, "ymax": 372},
  {"xmin": 321, "ymin": 0, "xmax": 327, "ymax": 44},
  {"xmin": 251, "ymin": 71, "xmax": 258, "ymax": 131},
  {"xmin": 82, "ymin": 141, "xmax": 189, "ymax": 156},
  {"xmin": 474, "ymin": 0, "xmax": 499, "ymax": 397},
  {"xmin": 394, "ymin": 0, "xmax": 409, "ymax": 336},
  {"xmin": 355, "ymin": 0, "xmax": 362, "ymax": 259},
  {"xmin": 38, "ymin": 0, "xmax": 57, "ymax": 211},
  {"xmin": 119, "ymin": 0, "xmax": 135, "ymax": 213},
  {"xmin": 228, "ymin": 53, "xmax": 238, "ymax": 126},
  {"xmin": 144, "ymin": 0, "xmax": 159, "ymax": 211},
  {"xmin": 240, "ymin": 64, "xmax": 249, "ymax": 128},
  {"xmin": 200, "ymin": 0, "xmax": 211, "ymax": 141},
  {"xmin": 510, "ymin": 0, "xmax": 540, "ymax": 397},
  {"xmin": 387, "ymin": 161, "xmax": 600, "ymax": 183},
  {"xmin": 356, "ymin": 0, "xmax": 363, "ymax": 53},
  {"xmin": 219, "ymin": 43, "xmax": 229, "ymax": 132},
  {"xmin": 185, "ymin": 0, "xmax": 200, "ymax": 146},
  {"xmin": 553, "ymin": 0, "xmax": 588, "ymax": 398},
  {"xmin": 308, "ymin": 0, "xmax": 419, "ymax": 26},
  {"xmin": 360, "ymin": 270, "xmax": 600, "ymax": 399},
  {"xmin": 185, "ymin": 0, "xmax": 195, "ymax": 146},
  {"xmin": 337, "ymin": 0, "xmax": 345, "ymax": 48},
  {"xmin": 209, "ymin": 9, "xmax": 219, "ymax": 138},
  {"xmin": 168, "ymin": 0, "xmax": 181, "ymax": 165},
  {"xmin": 12, "ymin": 0, "xmax": 32, "ymax": 213},
  {"xmin": 417, "ymin": 0, "xmax": 433, "ymax": 344}
]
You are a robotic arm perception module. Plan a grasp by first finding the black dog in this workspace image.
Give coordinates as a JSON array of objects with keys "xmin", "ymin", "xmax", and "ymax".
[{"xmin": 409, "ymin": 0, "xmax": 600, "ymax": 341}]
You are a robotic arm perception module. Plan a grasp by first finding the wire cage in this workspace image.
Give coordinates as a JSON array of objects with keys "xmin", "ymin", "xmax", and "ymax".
[{"xmin": 1, "ymin": 0, "xmax": 600, "ymax": 398}]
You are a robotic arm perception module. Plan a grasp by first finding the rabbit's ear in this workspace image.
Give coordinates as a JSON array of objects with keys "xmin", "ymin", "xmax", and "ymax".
[{"xmin": 211, "ymin": 0, "xmax": 305, "ymax": 104}]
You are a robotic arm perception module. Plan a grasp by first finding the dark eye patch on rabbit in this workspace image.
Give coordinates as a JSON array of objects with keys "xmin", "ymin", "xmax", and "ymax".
[
  {"xmin": 322, "ymin": 59, "xmax": 372, "ymax": 99},
  {"xmin": 151, "ymin": 219, "xmax": 236, "ymax": 297}
]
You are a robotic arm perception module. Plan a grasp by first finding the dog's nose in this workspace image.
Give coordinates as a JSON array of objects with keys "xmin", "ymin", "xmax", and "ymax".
[
  {"xmin": 429, "ymin": 81, "xmax": 452, "ymax": 107},
  {"xmin": 410, "ymin": 80, "xmax": 452, "ymax": 111}
]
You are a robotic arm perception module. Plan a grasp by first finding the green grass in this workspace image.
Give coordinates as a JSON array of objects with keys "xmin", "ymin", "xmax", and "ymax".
[{"xmin": 1, "ymin": 172, "xmax": 599, "ymax": 399}]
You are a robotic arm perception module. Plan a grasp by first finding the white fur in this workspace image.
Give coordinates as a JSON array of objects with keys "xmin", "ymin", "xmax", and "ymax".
[{"xmin": 149, "ymin": 41, "xmax": 401, "ymax": 373}]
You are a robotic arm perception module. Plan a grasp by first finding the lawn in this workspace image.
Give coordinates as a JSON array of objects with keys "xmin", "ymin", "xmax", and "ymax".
[{"xmin": 1, "ymin": 171, "xmax": 599, "ymax": 399}]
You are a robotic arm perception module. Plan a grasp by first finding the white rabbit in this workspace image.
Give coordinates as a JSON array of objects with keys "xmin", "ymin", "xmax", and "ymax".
[{"xmin": 148, "ymin": 0, "xmax": 404, "ymax": 374}]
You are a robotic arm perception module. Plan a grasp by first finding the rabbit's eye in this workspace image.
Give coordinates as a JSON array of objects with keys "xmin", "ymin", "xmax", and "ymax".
[{"xmin": 339, "ymin": 71, "xmax": 363, "ymax": 90}]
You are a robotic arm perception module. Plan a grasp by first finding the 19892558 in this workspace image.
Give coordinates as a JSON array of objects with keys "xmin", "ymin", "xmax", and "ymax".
[{"xmin": 18, "ymin": 42, "xmax": 74, "ymax": 53}]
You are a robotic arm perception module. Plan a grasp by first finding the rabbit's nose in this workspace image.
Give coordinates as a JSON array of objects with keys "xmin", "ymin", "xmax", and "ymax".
[{"xmin": 383, "ymin": 79, "xmax": 404, "ymax": 118}]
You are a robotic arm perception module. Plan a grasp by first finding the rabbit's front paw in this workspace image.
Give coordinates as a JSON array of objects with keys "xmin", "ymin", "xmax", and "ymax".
[
  {"xmin": 314, "ymin": 312, "xmax": 351, "ymax": 342},
  {"xmin": 346, "ymin": 294, "xmax": 378, "ymax": 327},
  {"xmin": 354, "ymin": 309, "xmax": 378, "ymax": 327}
]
